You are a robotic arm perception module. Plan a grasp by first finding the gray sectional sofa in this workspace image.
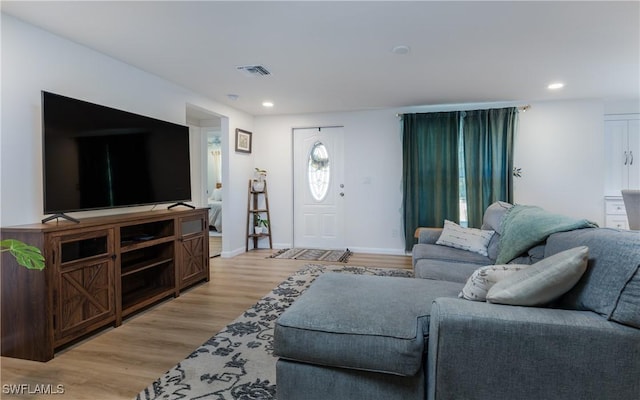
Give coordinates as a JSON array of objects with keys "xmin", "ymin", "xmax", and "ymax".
[
  {"xmin": 274, "ymin": 202, "xmax": 640, "ymax": 400},
  {"xmin": 413, "ymin": 201, "xmax": 544, "ymax": 282}
]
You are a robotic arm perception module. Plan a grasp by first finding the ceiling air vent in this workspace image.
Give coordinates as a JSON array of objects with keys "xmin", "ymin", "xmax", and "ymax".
[{"xmin": 236, "ymin": 64, "xmax": 271, "ymax": 77}]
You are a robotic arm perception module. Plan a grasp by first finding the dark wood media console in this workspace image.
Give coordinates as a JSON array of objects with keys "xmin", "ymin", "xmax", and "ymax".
[{"xmin": 1, "ymin": 208, "xmax": 210, "ymax": 361}]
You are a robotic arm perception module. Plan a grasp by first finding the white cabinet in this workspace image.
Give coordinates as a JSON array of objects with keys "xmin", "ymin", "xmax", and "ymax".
[
  {"xmin": 604, "ymin": 114, "xmax": 639, "ymax": 229},
  {"xmin": 604, "ymin": 115, "xmax": 640, "ymax": 196},
  {"xmin": 604, "ymin": 196, "xmax": 629, "ymax": 229}
]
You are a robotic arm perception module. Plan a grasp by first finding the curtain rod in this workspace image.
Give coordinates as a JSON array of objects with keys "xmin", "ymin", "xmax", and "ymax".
[{"xmin": 396, "ymin": 104, "xmax": 531, "ymax": 117}]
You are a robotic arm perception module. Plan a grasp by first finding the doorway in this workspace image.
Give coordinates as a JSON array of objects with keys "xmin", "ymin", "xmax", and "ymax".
[
  {"xmin": 292, "ymin": 126, "xmax": 345, "ymax": 249},
  {"xmin": 186, "ymin": 105, "xmax": 223, "ymax": 257}
]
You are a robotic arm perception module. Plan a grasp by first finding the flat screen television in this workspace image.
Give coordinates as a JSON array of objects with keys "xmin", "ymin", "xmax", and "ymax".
[{"xmin": 42, "ymin": 91, "xmax": 192, "ymax": 220}]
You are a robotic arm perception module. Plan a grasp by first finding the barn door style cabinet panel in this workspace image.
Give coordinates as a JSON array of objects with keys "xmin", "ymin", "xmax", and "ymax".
[
  {"xmin": 1, "ymin": 208, "xmax": 209, "ymax": 361},
  {"xmin": 51, "ymin": 228, "xmax": 116, "ymax": 348},
  {"xmin": 177, "ymin": 214, "xmax": 209, "ymax": 290}
]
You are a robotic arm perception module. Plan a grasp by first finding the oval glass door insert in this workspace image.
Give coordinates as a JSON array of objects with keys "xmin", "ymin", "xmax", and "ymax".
[{"xmin": 308, "ymin": 141, "xmax": 330, "ymax": 201}]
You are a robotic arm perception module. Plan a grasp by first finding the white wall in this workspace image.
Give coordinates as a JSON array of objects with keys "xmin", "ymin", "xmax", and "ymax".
[
  {"xmin": 604, "ymin": 100, "xmax": 640, "ymax": 115},
  {"xmin": 514, "ymin": 100, "xmax": 605, "ymax": 224},
  {"xmin": 255, "ymin": 99, "xmax": 614, "ymax": 255},
  {"xmin": 254, "ymin": 110, "xmax": 405, "ymax": 254},
  {"xmin": 1, "ymin": 14, "xmax": 254, "ymax": 256}
]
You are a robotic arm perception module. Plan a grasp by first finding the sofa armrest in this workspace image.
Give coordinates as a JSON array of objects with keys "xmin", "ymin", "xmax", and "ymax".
[
  {"xmin": 428, "ymin": 297, "xmax": 640, "ymax": 400},
  {"xmin": 414, "ymin": 227, "xmax": 442, "ymax": 244}
]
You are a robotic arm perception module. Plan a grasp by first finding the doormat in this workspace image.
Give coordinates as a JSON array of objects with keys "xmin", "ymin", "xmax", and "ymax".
[{"xmin": 268, "ymin": 248, "xmax": 352, "ymax": 263}]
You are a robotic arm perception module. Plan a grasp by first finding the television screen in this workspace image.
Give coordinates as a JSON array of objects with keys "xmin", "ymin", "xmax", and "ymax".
[{"xmin": 42, "ymin": 91, "xmax": 191, "ymax": 214}]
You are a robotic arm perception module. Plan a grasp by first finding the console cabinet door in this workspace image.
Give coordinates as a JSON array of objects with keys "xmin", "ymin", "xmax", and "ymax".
[
  {"xmin": 51, "ymin": 229, "xmax": 116, "ymax": 346},
  {"xmin": 177, "ymin": 214, "xmax": 209, "ymax": 289}
]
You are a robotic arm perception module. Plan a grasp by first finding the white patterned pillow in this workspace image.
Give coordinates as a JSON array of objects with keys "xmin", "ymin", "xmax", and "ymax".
[
  {"xmin": 436, "ymin": 220, "xmax": 495, "ymax": 256},
  {"xmin": 459, "ymin": 264, "xmax": 528, "ymax": 301}
]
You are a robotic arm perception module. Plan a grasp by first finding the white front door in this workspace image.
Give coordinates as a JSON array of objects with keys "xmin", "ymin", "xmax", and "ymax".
[{"xmin": 293, "ymin": 127, "xmax": 345, "ymax": 249}]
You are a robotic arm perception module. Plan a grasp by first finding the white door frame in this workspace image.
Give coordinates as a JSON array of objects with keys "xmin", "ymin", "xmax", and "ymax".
[{"xmin": 186, "ymin": 104, "xmax": 227, "ymax": 252}]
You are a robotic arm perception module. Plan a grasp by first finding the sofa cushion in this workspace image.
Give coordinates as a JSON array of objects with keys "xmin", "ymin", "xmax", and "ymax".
[
  {"xmin": 480, "ymin": 201, "xmax": 512, "ymax": 234},
  {"xmin": 486, "ymin": 233, "xmax": 501, "ymax": 262},
  {"xmin": 413, "ymin": 243, "xmax": 493, "ymax": 266},
  {"xmin": 414, "ymin": 258, "xmax": 482, "ymax": 283},
  {"xmin": 273, "ymin": 273, "xmax": 462, "ymax": 376},
  {"xmin": 511, "ymin": 244, "xmax": 546, "ymax": 265},
  {"xmin": 459, "ymin": 264, "xmax": 528, "ymax": 301},
  {"xmin": 482, "ymin": 202, "xmax": 512, "ymax": 261},
  {"xmin": 486, "ymin": 246, "xmax": 589, "ymax": 306},
  {"xmin": 413, "ymin": 240, "xmax": 493, "ymax": 283},
  {"xmin": 614, "ymin": 266, "xmax": 640, "ymax": 329},
  {"xmin": 549, "ymin": 228, "xmax": 640, "ymax": 328},
  {"xmin": 436, "ymin": 220, "xmax": 495, "ymax": 256}
]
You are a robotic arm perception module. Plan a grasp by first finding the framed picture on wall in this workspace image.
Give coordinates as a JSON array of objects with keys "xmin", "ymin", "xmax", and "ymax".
[{"xmin": 235, "ymin": 129, "xmax": 252, "ymax": 153}]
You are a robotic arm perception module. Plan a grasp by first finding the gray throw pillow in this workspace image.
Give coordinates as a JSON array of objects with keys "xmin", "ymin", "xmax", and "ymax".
[
  {"xmin": 481, "ymin": 201, "xmax": 512, "ymax": 234},
  {"xmin": 486, "ymin": 246, "xmax": 589, "ymax": 306}
]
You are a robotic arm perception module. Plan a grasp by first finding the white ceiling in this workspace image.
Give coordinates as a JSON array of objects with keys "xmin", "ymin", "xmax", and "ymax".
[{"xmin": 2, "ymin": 1, "xmax": 639, "ymax": 116}]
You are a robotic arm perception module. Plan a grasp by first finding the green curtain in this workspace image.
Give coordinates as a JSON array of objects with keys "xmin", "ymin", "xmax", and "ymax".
[
  {"xmin": 462, "ymin": 107, "xmax": 517, "ymax": 227},
  {"xmin": 402, "ymin": 112, "xmax": 460, "ymax": 250}
]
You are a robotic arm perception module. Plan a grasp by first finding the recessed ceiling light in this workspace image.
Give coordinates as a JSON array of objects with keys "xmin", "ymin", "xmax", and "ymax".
[
  {"xmin": 548, "ymin": 82, "xmax": 565, "ymax": 90},
  {"xmin": 391, "ymin": 45, "xmax": 411, "ymax": 55},
  {"xmin": 227, "ymin": 94, "xmax": 239, "ymax": 101},
  {"xmin": 262, "ymin": 101, "xmax": 274, "ymax": 108}
]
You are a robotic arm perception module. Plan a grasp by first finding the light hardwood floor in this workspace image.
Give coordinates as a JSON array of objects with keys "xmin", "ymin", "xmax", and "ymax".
[
  {"xmin": 209, "ymin": 235, "xmax": 222, "ymax": 257},
  {"xmin": 0, "ymin": 249, "xmax": 411, "ymax": 399}
]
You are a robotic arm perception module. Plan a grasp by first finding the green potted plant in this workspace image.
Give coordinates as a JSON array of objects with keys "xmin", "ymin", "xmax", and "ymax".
[
  {"xmin": 253, "ymin": 168, "xmax": 267, "ymax": 192},
  {"xmin": 254, "ymin": 215, "xmax": 269, "ymax": 234},
  {"xmin": 0, "ymin": 239, "xmax": 45, "ymax": 270}
]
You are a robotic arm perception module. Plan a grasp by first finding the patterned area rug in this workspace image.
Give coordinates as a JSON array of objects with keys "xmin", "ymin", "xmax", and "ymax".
[
  {"xmin": 268, "ymin": 248, "xmax": 352, "ymax": 262},
  {"xmin": 136, "ymin": 264, "xmax": 412, "ymax": 400}
]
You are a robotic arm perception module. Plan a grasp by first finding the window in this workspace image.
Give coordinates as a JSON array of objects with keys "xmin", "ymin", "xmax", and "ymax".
[
  {"xmin": 458, "ymin": 130, "xmax": 468, "ymax": 227},
  {"xmin": 308, "ymin": 141, "xmax": 330, "ymax": 201},
  {"xmin": 402, "ymin": 107, "xmax": 516, "ymax": 250}
]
